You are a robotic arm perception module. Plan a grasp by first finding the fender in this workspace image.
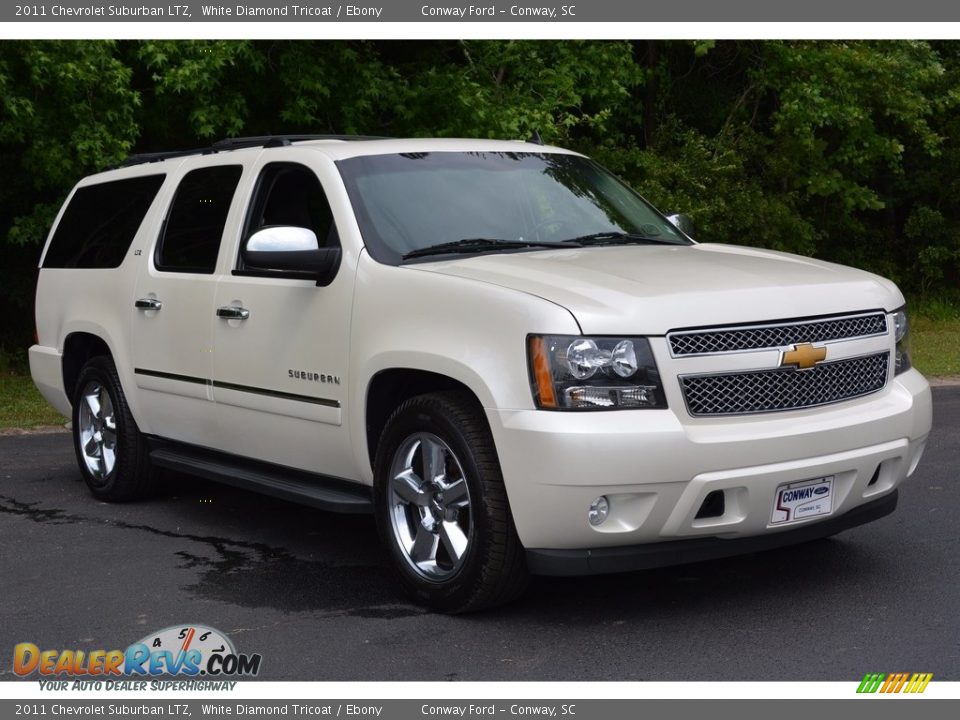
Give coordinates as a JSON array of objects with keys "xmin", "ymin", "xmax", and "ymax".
[{"xmin": 347, "ymin": 255, "xmax": 581, "ymax": 484}]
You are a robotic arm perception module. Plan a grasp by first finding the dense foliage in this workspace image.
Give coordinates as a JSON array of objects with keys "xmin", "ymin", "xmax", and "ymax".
[{"xmin": 2, "ymin": 40, "xmax": 959, "ymax": 352}]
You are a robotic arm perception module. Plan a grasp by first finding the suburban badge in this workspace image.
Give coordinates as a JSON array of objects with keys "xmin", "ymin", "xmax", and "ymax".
[{"xmin": 288, "ymin": 369, "xmax": 341, "ymax": 384}]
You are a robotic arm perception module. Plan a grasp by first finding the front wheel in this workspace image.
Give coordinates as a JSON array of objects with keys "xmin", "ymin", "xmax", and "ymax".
[{"xmin": 373, "ymin": 392, "xmax": 529, "ymax": 613}]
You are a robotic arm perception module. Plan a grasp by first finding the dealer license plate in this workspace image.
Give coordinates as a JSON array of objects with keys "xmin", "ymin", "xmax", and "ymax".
[{"xmin": 771, "ymin": 476, "xmax": 834, "ymax": 524}]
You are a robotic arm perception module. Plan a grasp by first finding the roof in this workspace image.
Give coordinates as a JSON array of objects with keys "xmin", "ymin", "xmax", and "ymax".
[{"xmin": 113, "ymin": 135, "xmax": 578, "ymax": 168}]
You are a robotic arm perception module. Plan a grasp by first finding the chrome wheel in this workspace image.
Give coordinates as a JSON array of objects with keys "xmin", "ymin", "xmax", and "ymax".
[
  {"xmin": 387, "ymin": 432, "xmax": 473, "ymax": 581},
  {"xmin": 77, "ymin": 380, "xmax": 117, "ymax": 481}
]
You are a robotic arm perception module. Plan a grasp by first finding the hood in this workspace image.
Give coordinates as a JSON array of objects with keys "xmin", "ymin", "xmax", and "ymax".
[{"xmin": 409, "ymin": 243, "xmax": 902, "ymax": 334}]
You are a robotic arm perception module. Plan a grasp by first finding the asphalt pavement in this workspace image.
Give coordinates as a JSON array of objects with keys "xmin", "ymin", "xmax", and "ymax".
[{"xmin": 1, "ymin": 388, "xmax": 957, "ymax": 681}]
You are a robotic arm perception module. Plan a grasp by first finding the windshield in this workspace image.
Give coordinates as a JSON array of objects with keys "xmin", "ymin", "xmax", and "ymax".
[{"xmin": 336, "ymin": 151, "xmax": 691, "ymax": 264}]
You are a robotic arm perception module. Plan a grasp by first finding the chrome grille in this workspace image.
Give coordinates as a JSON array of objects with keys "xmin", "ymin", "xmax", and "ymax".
[
  {"xmin": 680, "ymin": 352, "xmax": 889, "ymax": 416},
  {"xmin": 669, "ymin": 313, "xmax": 887, "ymax": 356}
]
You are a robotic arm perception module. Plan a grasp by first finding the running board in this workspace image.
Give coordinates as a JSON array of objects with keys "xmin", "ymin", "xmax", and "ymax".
[{"xmin": 149, "ymin": 444, "xmax": 373, "ymax": 514}]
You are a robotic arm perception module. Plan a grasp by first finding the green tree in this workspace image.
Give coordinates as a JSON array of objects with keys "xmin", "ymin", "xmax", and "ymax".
[{"xmin": 4, "ymin": 39, "xmax": 960, "ymax": 356}]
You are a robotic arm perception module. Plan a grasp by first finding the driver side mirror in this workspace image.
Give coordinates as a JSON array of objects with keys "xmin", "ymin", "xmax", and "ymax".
[
  {"xmin": 242, "ymin": 226, "xmax": 341, "ymax": 287},
  {"xmin": 666, "ymin": 213, "xmax": 696, "ymax": 240}
]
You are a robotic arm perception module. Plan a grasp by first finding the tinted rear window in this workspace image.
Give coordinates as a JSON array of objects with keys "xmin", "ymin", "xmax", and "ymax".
[{"xmin": 42, "ymin": 175, "xmax": 165, "ymax": 269}]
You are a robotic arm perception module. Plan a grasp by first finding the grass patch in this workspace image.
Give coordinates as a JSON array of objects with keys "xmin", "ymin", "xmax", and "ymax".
[
  {"xmin": 910, "ymin": 296, "xmax": 960, "ymax": 377},
  {"xmin": 0, "ymin": 371, "xmax": 67, "ymax": 429},
  {"xmin": 912, "ymin": 314, "xmax": 960, "ymax": 378}
]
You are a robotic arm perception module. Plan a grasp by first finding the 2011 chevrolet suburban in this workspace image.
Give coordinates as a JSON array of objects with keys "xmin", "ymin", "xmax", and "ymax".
[{"xmin": 29, "ymin": 135, "xmax": 932, "ymax": 612}]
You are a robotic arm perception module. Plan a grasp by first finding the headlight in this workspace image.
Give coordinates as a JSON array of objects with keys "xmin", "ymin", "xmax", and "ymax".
[
  {"xmin": 893, "ymin": 306, "xmax": 911, "ymax": 375},
  {"xmin": 528, "ymin": 335, "xmax": 667, "ymax": 410}
]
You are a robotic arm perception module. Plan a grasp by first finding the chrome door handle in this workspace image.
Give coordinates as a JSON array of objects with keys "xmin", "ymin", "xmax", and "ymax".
[
  {"xmin": 216, "ymin": 305, "xmax": 250, "ymax": 320},
  {"xmin": 134, "ymin": 298, "xmax": 162, "ymax": 311}
]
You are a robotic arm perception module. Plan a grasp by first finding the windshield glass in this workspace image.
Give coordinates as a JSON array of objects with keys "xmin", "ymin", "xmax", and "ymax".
[{"xmin": 336, "ymin": 151, "xmax": 690, "ymax": 263}]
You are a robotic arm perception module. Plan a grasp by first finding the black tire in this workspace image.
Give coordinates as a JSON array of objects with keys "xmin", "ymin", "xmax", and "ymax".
[
  {"xmin": 373, "ymin": 391, "xmax": 529, "ymax": 613},
  {"xmin": 71, "ymin": 355, "xmax": 159, "ymax": 501}
]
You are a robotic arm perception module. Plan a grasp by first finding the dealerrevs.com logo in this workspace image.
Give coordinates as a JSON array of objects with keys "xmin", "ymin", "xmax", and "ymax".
[
  {"xmin": 857, "ymin": 672, "xmax": 933, "ymax": 694},
  {"xmin": 14, "ymin": 624, "xmax": 261, "ymax": 688}
]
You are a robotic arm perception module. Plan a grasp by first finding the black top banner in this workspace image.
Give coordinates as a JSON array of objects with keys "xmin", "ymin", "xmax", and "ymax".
[{"xmin": 6, "ymin": 0, "xmax": 959, "ymax": 22}]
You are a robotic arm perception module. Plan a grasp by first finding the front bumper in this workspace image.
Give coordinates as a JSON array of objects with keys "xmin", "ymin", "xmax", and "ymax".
[
  {"xmin": 486, "ymin": 368, "xmax": 931, "ymax": 560},
  {"xmin": 527, "ymin": 489, "xmax": 898, "ymax": 576}
]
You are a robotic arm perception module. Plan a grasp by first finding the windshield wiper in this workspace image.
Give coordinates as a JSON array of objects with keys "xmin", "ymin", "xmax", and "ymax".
[
  {"xmin": 561, "ymin": 231, "xmax": 681, "ymax": 246},
  {"xmin": 402, "ymin": 238, "xmax": 577, "ymax": 261}
]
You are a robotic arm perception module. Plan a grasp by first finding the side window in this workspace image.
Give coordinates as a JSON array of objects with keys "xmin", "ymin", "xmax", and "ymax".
[
  {"xmin": 241, "ymin": 163, "xmax": 338, "ymax": 270},
  {"xmin": 43, "ymin": 175, "xmax": 165, "ymax": 269},
  {"xmin": 156, "ymin": 165, "xmax": 243, "ymax": 274}
]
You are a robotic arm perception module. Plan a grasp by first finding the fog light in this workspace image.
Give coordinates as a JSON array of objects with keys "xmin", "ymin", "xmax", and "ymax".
[{"xmin": 588, "ymin": 496, "xmax": 610, "ymax": 526}]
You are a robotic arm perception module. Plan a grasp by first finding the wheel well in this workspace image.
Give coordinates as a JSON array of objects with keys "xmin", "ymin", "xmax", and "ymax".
[
  {"xmin": 62, "ymin": 333, "xmax": 112, "ymax": 404},
  {"xmin": 365, "ymin": 369, "xmax": 481, "ymax": 467}
]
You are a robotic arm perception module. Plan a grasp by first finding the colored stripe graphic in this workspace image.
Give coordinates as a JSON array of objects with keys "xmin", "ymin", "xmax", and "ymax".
[
  {"xmin": 904, "ymin": 673, "xmax": 933, "ymax": 694},
  {"xmin": 857, "ymin": 672, "xmax": 932, "ymax": 694},
  {"xmin": 857, "ymin": 673, "xmax": 885, "ymax": 693},
  {"xmin": 881, "ymin": 672, "xmax": 909, "ymax": 693}
]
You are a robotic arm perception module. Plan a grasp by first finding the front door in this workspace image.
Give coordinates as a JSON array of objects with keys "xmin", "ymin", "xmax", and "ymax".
[{"xmin": 210, "ymin": 155, "xmax": 356, "ymax": 479}]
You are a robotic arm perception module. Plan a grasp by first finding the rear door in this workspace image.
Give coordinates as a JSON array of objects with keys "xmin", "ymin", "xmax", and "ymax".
[
  {"xmin": 210, "ymin": 152, "xmax": 357, "ymax": 479},
  {"xmin": 130, "ymin": 159, "xmax": 246, "ymax": 444}
]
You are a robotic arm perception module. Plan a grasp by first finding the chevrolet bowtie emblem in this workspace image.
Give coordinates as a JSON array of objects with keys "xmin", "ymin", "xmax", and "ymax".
[{"xmin": 781, "ymin": 343, "xmax": 827, "ymax": 370}]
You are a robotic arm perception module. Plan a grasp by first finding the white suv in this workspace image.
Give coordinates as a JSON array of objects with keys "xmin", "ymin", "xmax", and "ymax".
[{"xmin": 30, "ymin": 135, "xmax": 932, "ymax": 612}]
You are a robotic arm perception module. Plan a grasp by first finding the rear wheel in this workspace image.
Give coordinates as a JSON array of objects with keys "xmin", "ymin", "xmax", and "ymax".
[
  {"xmin": 374, "ymin": 392, "xmax": 529, "ymax": 613},
  {"xmin": 71, "ymin": 356, "xmax": 158, "ymax": 501}
]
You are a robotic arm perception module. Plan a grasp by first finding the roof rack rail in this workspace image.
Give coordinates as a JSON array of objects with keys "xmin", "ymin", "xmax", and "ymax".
[
  {"xmin": 115, "ymin": 134, "xmax": 391, "ymax": 168},
  {"xmin": 211, "ymin": 134, "xmax": 390, "ymax": 150},
  {"xmin": 116, "ymin": 147, "xmax": 211, "ymax": 168}
]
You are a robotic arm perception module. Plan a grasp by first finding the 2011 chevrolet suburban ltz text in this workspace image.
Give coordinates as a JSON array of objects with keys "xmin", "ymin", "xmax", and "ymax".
[{"xmin": 29, "ymin": 135, "xmax": 932, "ymax": 612}]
